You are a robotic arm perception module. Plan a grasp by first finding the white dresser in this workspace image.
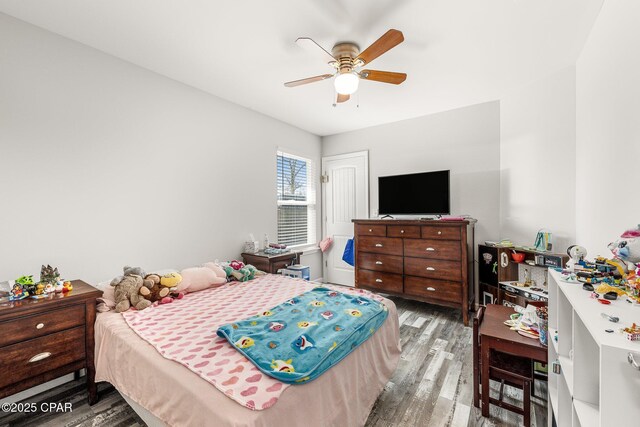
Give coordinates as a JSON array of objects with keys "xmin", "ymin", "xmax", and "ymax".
[{"xmin": 548, "ymin": 269, "xmax": 640, "ymax": 427}]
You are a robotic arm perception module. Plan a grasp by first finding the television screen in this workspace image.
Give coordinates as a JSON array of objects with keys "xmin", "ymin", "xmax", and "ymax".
[{"xmin": 378, "ymin": 170, "xmax": 450, "ymax": 215}]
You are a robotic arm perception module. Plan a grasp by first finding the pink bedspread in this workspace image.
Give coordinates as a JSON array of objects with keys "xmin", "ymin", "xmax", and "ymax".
[{"xmin": 121, "ymin": 274, "xmax": 385, "ymax": 411}]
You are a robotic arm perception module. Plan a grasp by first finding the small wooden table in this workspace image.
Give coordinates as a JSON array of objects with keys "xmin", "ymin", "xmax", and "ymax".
[
  {"xmin": 0, "ymin": 280, "xmax": 101, "ymax": 404},
  {"xmin": 241, "ymin": 251, "xmax": 301, "ymax": 274},
  {"xmin": 479, "ymin": 304, "xmax": 548, "ymax": 418}
]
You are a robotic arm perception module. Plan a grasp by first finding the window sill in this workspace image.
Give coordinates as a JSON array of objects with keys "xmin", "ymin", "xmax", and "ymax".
[{"xmin": 289, "ymin": 244, "xmax": 320, "ymax": 255}]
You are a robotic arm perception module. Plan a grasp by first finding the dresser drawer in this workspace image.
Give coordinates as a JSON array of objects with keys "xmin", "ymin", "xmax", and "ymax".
[
  {"xmin": 386, "ymin": 225, "xmax": 420, "ymax": 238},
  {"xmin": 404, "ymin": 276, "xmax": 461, "ymax": 303},
  {"xmin": 404, "ymin": 257, "xmax": 462, "ymax": 281},
  {"xmin": 355, "ymin": 224, "xmax": 386, "ymax": 237},
  {"xmin": 357, "ymin": 253, "xmax": 403, "ymax": 274},
  {"xmin": 0, "ymin": 326, "xmax": 85, "ymax": 389},
  {"xmin": 404, "ymin": 239, "xmax": 461, "ymax": 261},
  {"xmin": 357, "ymin": 269, "xmax": 403, "ymax": 293},
  {"xmin": 421, "ymin": 226, "xmax": 461, "ymax": 240},
  {"xmin": 0, "ymin": 304, "xmax": 85, "ymax": 347},
  {"xmin": 357, "ymin": 236, "xmax": 403, "ymax": 255}
]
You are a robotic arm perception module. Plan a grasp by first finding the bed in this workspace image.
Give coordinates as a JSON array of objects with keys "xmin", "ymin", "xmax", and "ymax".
[{"xmin": 94, "ymin": 274, "xmax": 401, "ymax": 427}]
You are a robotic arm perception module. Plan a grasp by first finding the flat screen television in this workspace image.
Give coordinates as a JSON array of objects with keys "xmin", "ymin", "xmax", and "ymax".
[{"xmin": 378, "ymin": 170, "xmax": 450, "ymax": 215}]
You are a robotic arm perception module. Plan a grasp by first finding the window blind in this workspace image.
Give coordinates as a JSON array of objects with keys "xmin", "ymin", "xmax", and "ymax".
[{"xmin": 276, "ymin": 151, "xmax": 316, "ymax": 247}]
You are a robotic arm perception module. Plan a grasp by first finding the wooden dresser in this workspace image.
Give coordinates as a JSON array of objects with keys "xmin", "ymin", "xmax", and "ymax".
[
  {"xmin": 0, "ymin": 280, "xmax": 101, "ymax": 403},
  {"xmin": 353, "ymin": 219, "xmax": 475, "ymax": 325}
]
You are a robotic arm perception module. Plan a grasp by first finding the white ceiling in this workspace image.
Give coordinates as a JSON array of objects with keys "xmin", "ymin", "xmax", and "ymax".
[{"xmin": 0, "ymin": 0, "xmax": 603, "ymax": 136}]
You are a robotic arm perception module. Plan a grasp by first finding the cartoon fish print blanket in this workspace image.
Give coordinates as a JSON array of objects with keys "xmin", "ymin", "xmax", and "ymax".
[{"xmin": 217, "ymin": 287, "xmax": 388, "ymax": 384}]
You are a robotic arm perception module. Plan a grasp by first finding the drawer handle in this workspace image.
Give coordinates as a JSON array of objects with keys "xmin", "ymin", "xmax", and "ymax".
[
  {"xmin": 375, "ymin": 279, "xmax": 383, "ymax": 283},
  {"xmin": 36, "ymin": 323, "xmax": 45, "ymax": 330},
  {"xmin": 368, "ymin": 228, "xmax": 373, "ymax": 232},
  {"xmin": 375, "ymin": 243, "xmax": 383, "ymax": 247},
  {"xmin": 28, "ymin": 352, "xmax": 52, "ymax": 363},
  {"xmin": 426, "ymin": 247, "xmax": 436, "ymax": 251},
  {"xmin": 628, "ymin": 352, "xmax": 640, "ymax": 371},
  {"xmin": 400, "ymin": 230, "xmax": 405, "ymax": 234},
  {"xmin": 426, "ymin": 287, "xmax": 436, "ymax": 291},
  {"xmin": 426, "ymin": 267, "xmax": 436, "ymax": 271},
  {"xmin": 375, "ymin": 261, "xmax": 383, "ymax": 265},
  {"xmin": 437, "ymin": 231, "xmax": 442, "ymax": 235}
]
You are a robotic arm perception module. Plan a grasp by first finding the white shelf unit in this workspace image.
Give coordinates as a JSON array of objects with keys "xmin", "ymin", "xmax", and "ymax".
[{"xmin": 547, "ymin": 270, "xmax": 640, "ymax": 427}]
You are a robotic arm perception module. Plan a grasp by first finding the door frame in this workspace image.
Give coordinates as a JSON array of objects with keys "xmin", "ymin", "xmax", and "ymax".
[{"xmin": 321, "ymin": 150, "xmax": 370, "ymax": 282}]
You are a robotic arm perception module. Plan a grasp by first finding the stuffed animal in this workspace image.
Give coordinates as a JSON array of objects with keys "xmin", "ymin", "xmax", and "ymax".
[
  {"xmin": 608, "ymin": 225, "xmax": 640, "ymax": 275},
  {"xmin": 220, "ymin": 261, "xmax": 258, "ymax": 282},
  {"xmin": 139, "ymin": 273, "xmax": 170, "ymax": 303},
  {"xmin": 111, "ymin": 273, "xmax": 152, "ymax": 313},
  {"xmin": 111, "ymin": 275, "xmax": 152, "ymax": 313}
]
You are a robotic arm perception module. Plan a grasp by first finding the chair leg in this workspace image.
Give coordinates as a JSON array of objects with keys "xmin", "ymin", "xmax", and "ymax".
[
  {"xmin": 523, "ymin": 379, "xmax": 531, "ymax": 427},
  {"xmin": 498, "ymin": 380, "xmax": 505, "ymax": 402},
  {"xmin": 530, "ymin": 362, "xmax": 537, "ymax": 398},
  {"xmin": 474, "ymin": 372, "xmax": 480, "ymax": 408}
]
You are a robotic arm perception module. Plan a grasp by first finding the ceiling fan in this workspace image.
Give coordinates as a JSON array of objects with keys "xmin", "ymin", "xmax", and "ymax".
[{"xmin": 284, "ymin": 29, "xmax": 407, "ymax": 104}]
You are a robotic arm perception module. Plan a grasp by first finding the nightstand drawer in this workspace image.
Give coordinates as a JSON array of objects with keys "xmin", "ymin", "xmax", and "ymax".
[
  {"xmin": 0, "ymin": 326, "xmax": 85, "ymax": 389},
  {"xmin": 0, "ymin": 304, "xmax": 85, "ymax": 347}
]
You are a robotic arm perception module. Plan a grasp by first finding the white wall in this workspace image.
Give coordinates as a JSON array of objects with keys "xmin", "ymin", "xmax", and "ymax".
[
  {"xmin": 0, "ymin": 13, "xmax": 322, "ymax": 284},
  {"xmin": 576, "ymin": 1, "xmax": 640, "ymax": 257},
  {"xmin": 500, "ymin": 66, "xmax": 577, "ymax": 252},
  {"xmin": 322, "ymin": 101, "xmax": 501, "ymax": 268}
]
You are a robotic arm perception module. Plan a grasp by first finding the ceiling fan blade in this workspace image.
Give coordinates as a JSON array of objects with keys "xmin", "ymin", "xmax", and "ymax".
[
  {"xmin": 284, "ymin": 74, "xmax": 334, "ymax": 87},
  {"xmin": 355, "ymin": 29, "xmax": 404, "ymax": 66},
  {"xmin": 336, "ymin": 93, "xmax": 350, "ymax": 103},
  {"xmin": 360, "ymin": 70, "xmax": 407, "ymax": 85},
  {"xmin": 296, "ymin": 37, "xmax": 337, "ymax": 65}
]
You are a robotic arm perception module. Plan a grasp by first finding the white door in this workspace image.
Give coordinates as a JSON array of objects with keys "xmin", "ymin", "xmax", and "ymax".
[{"xmin": 322, "ymin": 151, "xmax": 369, "ymax": 286}]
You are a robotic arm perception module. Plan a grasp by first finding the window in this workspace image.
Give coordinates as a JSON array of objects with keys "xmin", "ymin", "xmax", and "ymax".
[{"xmin": 276, "ymin": 151, "xmax": 316, "ymax": 247}]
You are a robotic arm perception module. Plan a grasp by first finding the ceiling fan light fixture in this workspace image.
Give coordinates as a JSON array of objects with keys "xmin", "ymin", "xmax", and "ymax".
[{"xmin": 334, "ymin": 72, "xmax": 359, "ymax": 95}]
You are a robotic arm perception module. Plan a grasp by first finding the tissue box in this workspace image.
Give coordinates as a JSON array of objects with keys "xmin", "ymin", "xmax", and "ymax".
[{"xmin": 244, "ymin": 241, "xmax": 259, "ymax": 253}]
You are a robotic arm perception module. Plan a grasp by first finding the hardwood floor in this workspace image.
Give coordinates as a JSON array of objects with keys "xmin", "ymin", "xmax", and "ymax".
[
  {"xmin": 0, "ymin": 297, "xmax": 547, "ymax": 427},
  {"xmin": 366, "ymin": 297, "xmax": 547, "ymax": 427}
]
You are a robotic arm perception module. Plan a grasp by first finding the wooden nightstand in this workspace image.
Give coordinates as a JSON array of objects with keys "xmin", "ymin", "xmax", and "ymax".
[
  {"xmin": 0, "ymin": 280, "xmax": 101, "ymax": 404},
  {"xmin": 241, "ymin": 251, "xmax": 301, "ymax": 274}
]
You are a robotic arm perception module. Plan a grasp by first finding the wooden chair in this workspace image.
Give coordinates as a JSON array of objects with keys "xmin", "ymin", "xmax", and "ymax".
[{"xmin": 473, "ymin": 306, "xmax": 534, "ymax": 427}]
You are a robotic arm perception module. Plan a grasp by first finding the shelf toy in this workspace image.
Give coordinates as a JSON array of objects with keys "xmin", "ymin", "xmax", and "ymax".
[
  {"xmin": 9, "ymin": 282, "xmax": 29, "ymax": 301},
  {"xmin": 608, "ymin": 225, "xmax": 640, "ymax": 276},
  {"xmin": 623, "ymin": 323, "xmax": 640, "ymax": 341}
]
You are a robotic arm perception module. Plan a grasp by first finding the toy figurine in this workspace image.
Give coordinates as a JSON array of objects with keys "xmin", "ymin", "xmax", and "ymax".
[
  {"xmin": 43, "ymin": 283, "xmax": 55, "ymax": 294},
  {"xmin": 62, "ymin": 281, "xmax": 73, "ymax": 293},
  {"xmin": 608, "ymin": 225, "xmax": 640, "ymax": 275},
  {"xmin": 15, "ymin": 275, "xmax": 36, "ymax": 295},
  {"xmin": 10, "ymin": 283, "xmax": 29, "ymax": 300},
  {"xmin": 40, "ymin": 264, "xmax": 61, "ymax": 286},
  {"xmin": 54, "ymin": 279, "xmax": 64, "ymax": 293}
]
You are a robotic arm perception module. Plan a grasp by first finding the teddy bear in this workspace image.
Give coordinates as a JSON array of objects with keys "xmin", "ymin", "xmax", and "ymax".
[
  {"xmin": 139, "ymin": 273, "xmax": 170, "ymax": 303},
  {"xmin": 111, "ymin": 274, "xmax": 152, "ymax": 313},
  {"xmin": 139, "ymin": 272, "xmax": 184, "ymax": 305}
]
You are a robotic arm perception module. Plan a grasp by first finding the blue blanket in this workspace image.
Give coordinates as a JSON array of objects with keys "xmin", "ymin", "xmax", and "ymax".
[{"xmin": 217, "ymin": 287, "xmax": 388, "ymax": 384}]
